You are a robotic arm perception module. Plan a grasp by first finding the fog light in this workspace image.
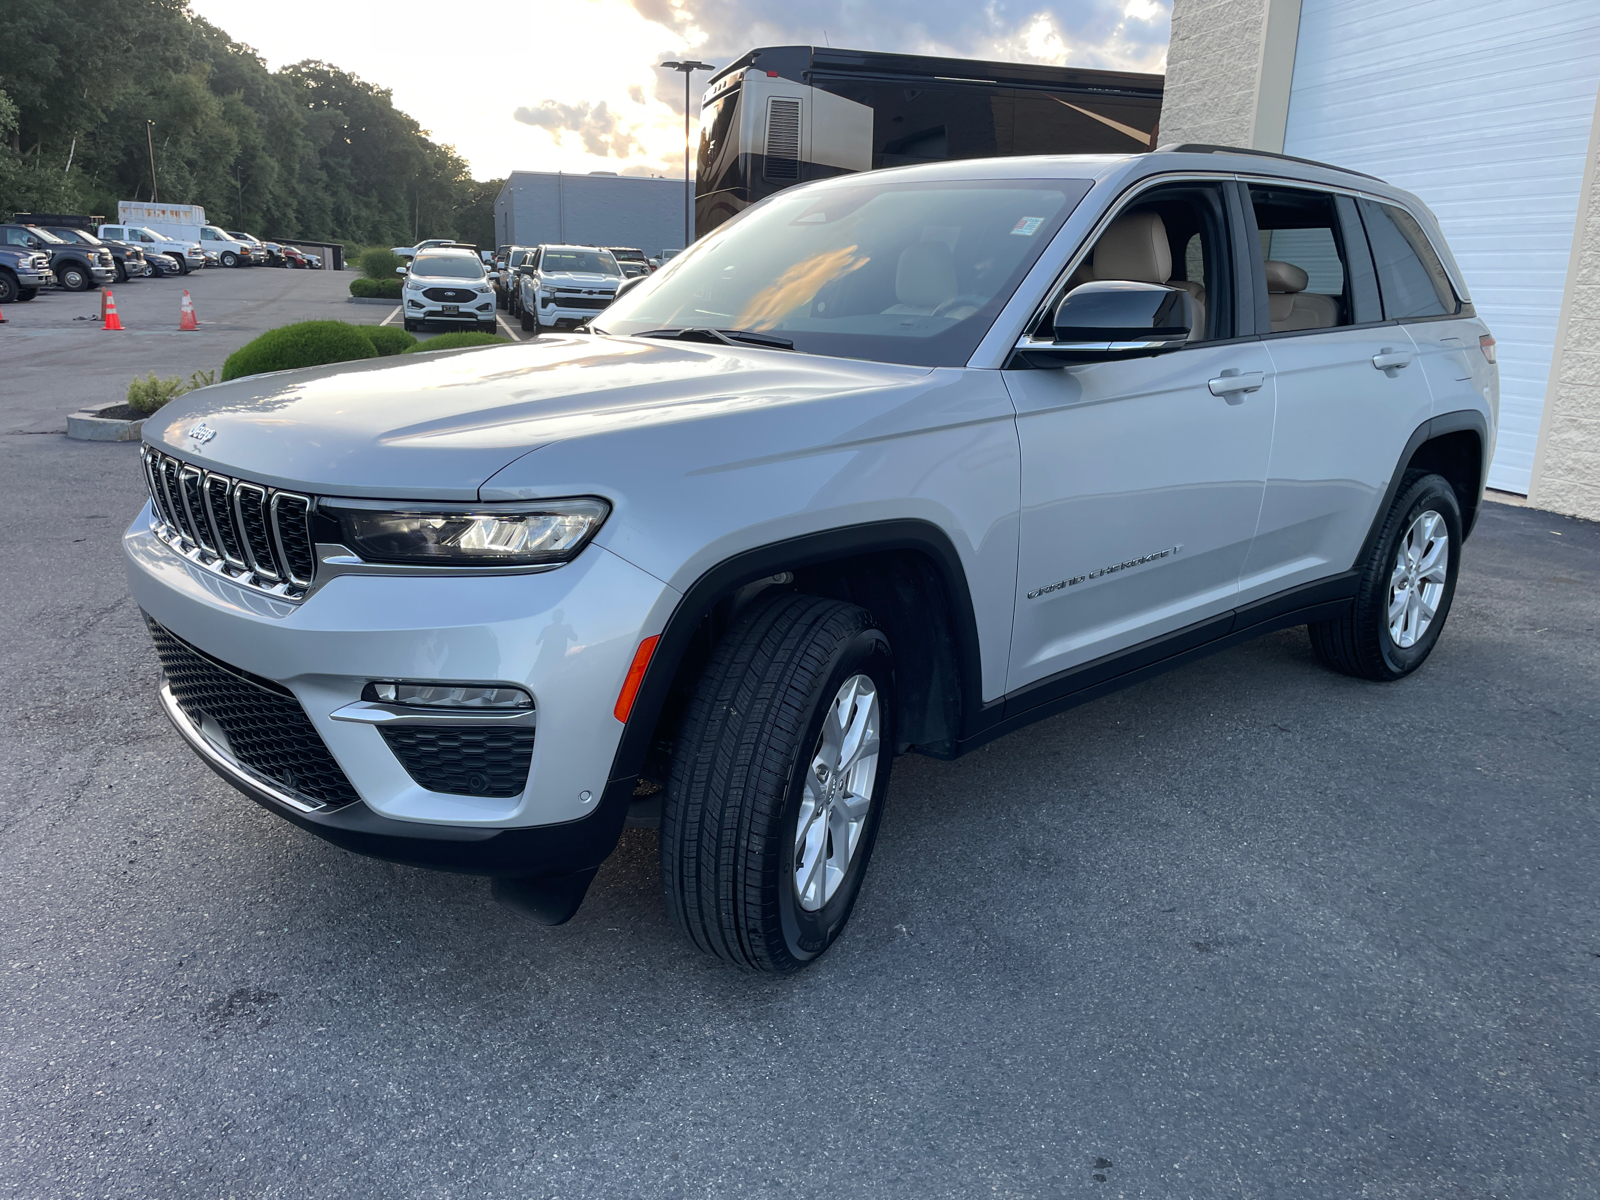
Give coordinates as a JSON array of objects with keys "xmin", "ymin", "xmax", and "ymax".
[{"xmin": 364, "ymin": 681, "xmax": 533, "ymax": 709}]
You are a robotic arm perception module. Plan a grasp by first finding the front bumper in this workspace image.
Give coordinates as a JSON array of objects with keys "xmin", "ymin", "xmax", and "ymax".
[
  {"xmin": 405, "ymin": 298, "xmax": 496, "ymax": 323},
  {"xmin": 124, "ymin": 502, "xmax": 675, "ymax": 871},
  {"xmin": 91, "ymin": 264, "xmax": 115, "ymax": 283},
  {"xmin": 15, "ymin": 268, "xmax": 53, "ymax": 287}
]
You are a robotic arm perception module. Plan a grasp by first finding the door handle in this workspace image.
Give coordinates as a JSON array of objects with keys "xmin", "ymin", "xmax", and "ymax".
[
  {"xmin": 1208, "ymin": 371, "xmax": 1264, "ymax": 397},
  {"xmin": 1372, "ymin": 348, "xmax": 1414, "ymax": 371}
]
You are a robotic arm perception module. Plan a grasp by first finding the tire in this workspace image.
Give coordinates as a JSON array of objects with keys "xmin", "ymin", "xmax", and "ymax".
[
  {"xmin": 174, "ymin": 255, "xmax": 190, "ymax": 276},
  {"xmin": 520, "ymin": 308, "xmax": 536, "ymax": 332},
  {"xmin": 480, "ymin": 320, "xmax": 498, "ymax": 334},
  {"xmin": 59, "ymin": 262, "xmax": 90, "ymax": 291},
  {"xmin": 1310, "ymin": 471, "xmax": 1463, "ymax": 681},
  {"xmin": 221, "ymin": 251, "xmax": 238, "ymax": 268},
  {"xmin": 0, "ymin": 271, "xmax": 17, "ymax": 305},
  {"xmin": 18, "ymin": 287, "xmax": 37, "ymax": 301},
  {"xmin": 663, "ymin": 592, "xmax": 896, "ymax": 973},
  {"xmin": 114, "ymin": 261, "xmax": 128, "ymax": 284},
  {"xmin": 403, "ymin": 319, "xmax": 418, "ymax": 333}
]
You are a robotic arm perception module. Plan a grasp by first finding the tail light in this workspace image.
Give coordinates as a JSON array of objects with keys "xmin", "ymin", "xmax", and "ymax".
[{"xmin": 1479, "ymin": 334, "xmax": 1497, "ymax": 364}]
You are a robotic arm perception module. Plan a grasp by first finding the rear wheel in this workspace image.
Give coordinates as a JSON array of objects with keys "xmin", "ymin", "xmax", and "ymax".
[
  {"xmin": 1310, "ymin": 471, "xmax": 1462, "ymax": 681},
  {"xmin": 663, "ymin": 592, "xmax": 895, "ymax": 972},
  {"xmin": 17, "ymin": 286, "xmax": 38, "ymax": 301}
]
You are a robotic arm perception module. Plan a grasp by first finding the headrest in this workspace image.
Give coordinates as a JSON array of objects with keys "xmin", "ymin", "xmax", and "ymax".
[
  {"xmin": 895, "ymin": 242, "xmax": 957, "ymax": 309},
  {"xmin": 1092, "ymin": 212, "xmax": 1171, "ymax": 284},
  {"xmin": 1264, "ymin": 259, "xmax": 1308, "ymax": 293}
]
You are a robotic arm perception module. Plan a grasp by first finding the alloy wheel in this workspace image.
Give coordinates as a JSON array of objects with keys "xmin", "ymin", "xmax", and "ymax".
[
  {"xmin": 793, "ymin": 674, "xmax": 881, "ymax": 911},
  {"xmin": 1387, "ymin": 509, "xmax": 1449, "ymax": 648}
]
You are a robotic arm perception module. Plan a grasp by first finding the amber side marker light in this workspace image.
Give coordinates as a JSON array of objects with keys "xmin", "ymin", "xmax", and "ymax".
[
  {"xmin": 614, "ymin": 635, "xmax": 660, "ymax": 723},
  {"xmin": 1480, "ymin": 334, "xmax": 1497, "ymax": 364}
]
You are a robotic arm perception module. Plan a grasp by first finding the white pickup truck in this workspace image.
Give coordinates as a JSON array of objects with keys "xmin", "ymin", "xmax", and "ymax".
[{"xmin": 97, "ymin": 223, "xmax": 204, "ymax": 276}]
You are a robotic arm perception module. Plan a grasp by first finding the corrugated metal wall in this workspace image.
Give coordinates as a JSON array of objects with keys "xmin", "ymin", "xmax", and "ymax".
[
  {"xmin": 1282, "ymin": 0, "xmax": 1600, "ymax": 493},
  {"xmin": 493, "ymin": 173, "xmax": 685, "ymax": 257}
]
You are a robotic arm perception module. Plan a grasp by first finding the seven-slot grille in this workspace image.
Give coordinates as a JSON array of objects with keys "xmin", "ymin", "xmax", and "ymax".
[{"xmin": 142, "ymin": 446, "xmax": 316, "ymax": 598}]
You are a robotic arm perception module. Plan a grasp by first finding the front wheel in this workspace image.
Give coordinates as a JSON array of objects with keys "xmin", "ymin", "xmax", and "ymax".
[
  {"xmin": 663, "ymin": 593, "xmax": 895, "ymax": 972},
  {"xmin": 220, "ymin": 251, "xmax": 238, "ymax": 267},
  {"xmin": 520, "ymin": 309, "xmax": 537, "ymax": 332},
  {"xmin": 59, "ymin": 263, "xmax": 90, "ymax": 291},
  {"xmin": 403, "ymin": 319, "xmax": 418, "ymax": 333},
  {"xmin": 17, "ymin": 286, "xmax": 38, "ymax": 301},
  {"xmin": 0, "ymin": 271, "xmax": 17, "ymax": 304},
  {"xmin": 114, "ymin": 261, "xmax": 128, "ymax": 284},
  {"xmin": 479, "ymin": 320, "xmax": 498, "ymax": 334},
  {"xmin": 1310, "ymin": 471, "xmax": 1463, "ymax": 681},
  {"xmin": 173, "ymin": 255, "xmax": 190, "ymax": 276}
]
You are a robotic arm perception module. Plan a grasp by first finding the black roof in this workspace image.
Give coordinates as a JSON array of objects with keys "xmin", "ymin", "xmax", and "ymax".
[{"xmin": 707, "ymin": 45, "xmax": 1163, "ymax": 99}]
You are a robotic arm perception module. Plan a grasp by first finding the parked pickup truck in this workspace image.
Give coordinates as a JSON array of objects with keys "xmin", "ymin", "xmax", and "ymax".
[
  {"xmin": 43, "ymin": 226, "xmax": 149, "ymax": 283},
  {"xmin": 97, "ymin": 224, "xmax": 204, "ymax": 275},
  {"xmin": 127, "ymin": 146, "xmax": 1496, "ymax": 972},
  {"xmin": 0, "ymin": 223, "xmax": 113, "ymax": 291},
  {"xmin": 0, "ymin": 241, "xmax": 54, "ymax": 303}
]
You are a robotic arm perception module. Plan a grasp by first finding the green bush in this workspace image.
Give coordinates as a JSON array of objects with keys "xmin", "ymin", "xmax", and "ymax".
[
  {"xmin": 125, "ymin": 369, "xmax": 216, "ymax": 413},
  {"xmin": 402, "ymin": 332, "xmax": 509, "ymax": 354},
  {"xmin": 361, "ymin": 326, "xmax": 417, "ymax": 356},
  {"xmin": 358, "ymin": 247, "xmax": 404, "ymax": 280},
  {"xmin": 348, "ymin": 276, "xmax": 401, "ymax": 299},
  {"xmin": 222, "ymin": 321, "xmax": 380, "ymax": 381}
]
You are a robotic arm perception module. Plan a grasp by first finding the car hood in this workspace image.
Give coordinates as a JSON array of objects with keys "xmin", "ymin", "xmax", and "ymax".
[
  {"xmin": 142, "ymin": 334, "xmax": 932, "ymax": 501},
  {"xmin": 407, "ymin": 274, "xmax": 486, "ymax": 286},
  {"xmin": 540, "ymin": 271, "xmax": 619, "ymax": 287}
]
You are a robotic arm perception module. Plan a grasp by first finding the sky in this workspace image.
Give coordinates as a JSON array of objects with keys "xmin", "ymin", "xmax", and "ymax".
[{"xmin": 186, "ymin": 0, "xmax": 1171, "ymax": 182}]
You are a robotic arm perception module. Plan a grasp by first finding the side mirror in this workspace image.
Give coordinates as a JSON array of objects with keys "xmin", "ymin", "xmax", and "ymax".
[
  {"xmin": 395, "ymin": 266, "xmax": 407, "ymax": 276},
  {"xmin": 615, "ymin": 274, "xmax": 648, "ymax": 299},
  {"xmin": 1016, "ymin": 280, "xmax": 1193, "ymax": 367}
]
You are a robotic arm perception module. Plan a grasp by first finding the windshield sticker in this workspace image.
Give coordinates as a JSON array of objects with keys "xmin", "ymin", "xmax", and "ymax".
[{"xmin": 1011, "ymin": 216, "xmax": 1046, "ymax": 237}]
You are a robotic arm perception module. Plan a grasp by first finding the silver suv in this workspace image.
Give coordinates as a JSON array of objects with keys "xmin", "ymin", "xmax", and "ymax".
[{"xmin": 126, "ymin": 146, "xmax": 1496, "ymax": 971}]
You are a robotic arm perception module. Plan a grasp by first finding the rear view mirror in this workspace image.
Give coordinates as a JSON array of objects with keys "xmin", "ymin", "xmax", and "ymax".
[{"xmin": 1015, "ymin": 280, "xmax": 1193, "ymax": 367}]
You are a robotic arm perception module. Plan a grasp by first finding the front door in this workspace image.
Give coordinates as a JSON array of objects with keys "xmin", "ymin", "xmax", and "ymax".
[{"xmin": 1004, "ymin": 180, "xmax": 1276, "ymax": 697}]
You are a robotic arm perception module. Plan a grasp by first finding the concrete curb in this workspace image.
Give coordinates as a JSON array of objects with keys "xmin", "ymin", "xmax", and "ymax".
[
  {"xmin": 347, "ymin": 296, "xmax": 400, "ymax": 306},
  {"xmin": 67, "ymin": 400, "xmax": 146, "ymax": 442}
]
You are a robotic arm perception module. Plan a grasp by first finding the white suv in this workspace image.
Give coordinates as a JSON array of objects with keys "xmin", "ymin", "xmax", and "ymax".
[
  {"xmin": 399, "ymin": 248, "xmax": 498, "ymax": 333},
  {"xmin": 126, "ymin": 146, "xmax": 1495, "ymax": 972},
  {"xmin": 516, "ymin": 245, "xmax": 621, "ymax": 333}
]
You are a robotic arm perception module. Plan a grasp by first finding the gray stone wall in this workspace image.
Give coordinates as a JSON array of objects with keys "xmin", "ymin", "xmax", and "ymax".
[
  {"xmin": 1160, "ymin": 0, "xmax": 1268, "ymax": 147},
  {"xmin": 1529, "ymin": 110, "xmax": 1600, "ymax": 522}
]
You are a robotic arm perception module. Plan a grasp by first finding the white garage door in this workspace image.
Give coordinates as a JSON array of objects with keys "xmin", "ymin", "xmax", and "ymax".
[{"xmin": 1283, "ymin": 0, "xmax": 1600, "ymax": 493}]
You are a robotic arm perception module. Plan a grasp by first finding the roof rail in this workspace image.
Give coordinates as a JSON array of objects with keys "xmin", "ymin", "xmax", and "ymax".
[{"xmin": 1154, "ymin": 143, "xmax": 1383, "ymax": 183}]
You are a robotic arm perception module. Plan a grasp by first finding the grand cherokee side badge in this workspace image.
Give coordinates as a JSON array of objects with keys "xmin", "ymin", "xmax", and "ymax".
[
  {"xmin": 1028, "ymin": 545, "xmax": 1182, "ymax": 599},
  {"xmin": 187, "ymin": 422, "xmax": 216, "ymax": 445}
]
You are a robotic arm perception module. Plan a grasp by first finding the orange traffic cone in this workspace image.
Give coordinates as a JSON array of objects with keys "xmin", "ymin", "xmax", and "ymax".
[
  {"xmin": 102, "ymin": 290, "xmax": 123, "ymax": 330},
  {"xmin": 178, "ymin": 289, "xmax": 198, "ymax": 331}
]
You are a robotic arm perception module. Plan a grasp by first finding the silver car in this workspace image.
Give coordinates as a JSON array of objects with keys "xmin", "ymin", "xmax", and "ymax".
[{"xmin": 126, "ymin": 147, "xmax": 1495, "ymax": 970}]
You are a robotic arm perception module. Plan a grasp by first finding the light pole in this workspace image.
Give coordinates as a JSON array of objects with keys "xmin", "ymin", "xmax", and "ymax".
[
  {"xmin": 659, "ymin": 59, "xmax": 714, "ymax": 248},
  {"xmin": 146, "ymin": 120, "xmax": 158, "ymax": 202}
]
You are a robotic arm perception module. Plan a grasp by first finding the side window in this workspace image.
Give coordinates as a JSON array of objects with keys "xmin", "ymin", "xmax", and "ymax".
[
  {"xmin": 1359, "ymin": 200, "xmax": 1459, "ymax": 320},
  {"xmin": 1053, "ymin": 182, "xmax": 1234, "ymax": 342},
  {"xmin": 103, "ymin": 228, "xmax": 123, "ymax": 239},
  {"xmin": 4, "ymin": 228, "xmax": 32, "ymax": 246},
  {"xmin": 1247, "ymin": 185, "xmax": 1354, "ymax": 333}
]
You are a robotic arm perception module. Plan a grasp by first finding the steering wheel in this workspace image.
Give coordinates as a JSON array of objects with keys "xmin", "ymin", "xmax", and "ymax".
[{"xmin": 932, "ymin": 293, "xmax": 987, "ymax": 318}]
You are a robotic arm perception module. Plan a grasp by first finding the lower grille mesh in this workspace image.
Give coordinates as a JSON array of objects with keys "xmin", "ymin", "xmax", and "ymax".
[
  {"xmin": 147, "ymin": 619, "xmax": 360, "ymax": 808},
  {"xmin": 379, "ymin": 727, "xmax": 535, "ymax": 798}
]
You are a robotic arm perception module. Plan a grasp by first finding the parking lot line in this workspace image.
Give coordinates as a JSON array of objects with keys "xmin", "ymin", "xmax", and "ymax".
[
  {"xmin": 497, "ymin": 312, "xmax": 527, "ymax": 341},
  {"xmin": 379, "ymin": 306, "xmax": 400, "ymax": 327}
]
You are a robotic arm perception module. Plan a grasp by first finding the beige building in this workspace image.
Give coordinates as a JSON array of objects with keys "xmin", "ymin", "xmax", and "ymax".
[{"xmin": 1162, "ymin": 0, "xmax": 1600, "ymax": 521}]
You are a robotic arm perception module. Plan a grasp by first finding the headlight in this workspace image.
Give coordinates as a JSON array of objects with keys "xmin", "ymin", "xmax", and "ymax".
[
  {"xmin": 322, "ymin": 498, "xmax": 610, "ymax": 566},
  {"xmin": 476, "ymin": 285, "xmax": 492, "ymax": 294}
]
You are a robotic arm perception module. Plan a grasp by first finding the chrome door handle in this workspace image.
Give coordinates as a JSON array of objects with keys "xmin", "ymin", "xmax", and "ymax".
[
  {"xmin": 1372, "ymin": 348, "xmax": 1414, "ymax": 371},
  {"xmin": 1208, "ymin": 371, "xmax": 1264, "ymax": 396}
]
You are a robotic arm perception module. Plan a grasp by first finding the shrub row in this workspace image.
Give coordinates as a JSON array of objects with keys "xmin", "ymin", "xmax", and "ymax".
[
  {"xmin": 349, "ymin": 276, "xmax": 402, "ymax": 299},
  {"xmin": 221, "ymin": 321, "xmax": 419, "ymax": 380},
  {"xmin": 401, "ymin": 332, "xmax": 508, "ymax": 354}
]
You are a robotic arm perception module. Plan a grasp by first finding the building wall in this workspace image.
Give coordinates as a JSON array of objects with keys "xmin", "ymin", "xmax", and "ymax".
[
  {"xmin": 493, "ymin": 173, "xmax": 685, "ymax": 258},
  {"xmin": 1163, "ymin": 0, "xmax": 1600, "ymax": 521}
]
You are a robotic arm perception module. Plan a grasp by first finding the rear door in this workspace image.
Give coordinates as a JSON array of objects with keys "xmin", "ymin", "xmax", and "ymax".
[
  {"xmin": 1238, "ymin": 182, "xmax": 1434, "ymax": 601},
  {"xmin": 1004, "ymin": 179, "xmax": 1277, "ymax": 696}
]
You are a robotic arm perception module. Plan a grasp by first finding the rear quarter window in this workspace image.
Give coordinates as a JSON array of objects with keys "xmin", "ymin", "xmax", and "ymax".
[{"xmin": 1360, "ymin": 200, "xmax": 1459, "ymax": 320}]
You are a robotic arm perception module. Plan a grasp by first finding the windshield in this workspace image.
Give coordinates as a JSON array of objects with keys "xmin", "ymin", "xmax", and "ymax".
[
  {"xmin": 541, "ymin": 250, "xmax": 620, "ymax": 276},
  {"xmin": 25, "ymin": 225, "xmax": 67, "ymax": 244},
  {"xmin": 599, "ymin": 177, "xmax": 1092, "ymax": 367},
  {"xmin": 51, "ymin": 228, "xmax": 102, "ymax": 245},
  {"xmin": 130, "ymin": 227, "xmax": 161, "ymax": 241},
  {"xmin": 410, "ymin": 254, "xmax": 484, "ymax": 279}
]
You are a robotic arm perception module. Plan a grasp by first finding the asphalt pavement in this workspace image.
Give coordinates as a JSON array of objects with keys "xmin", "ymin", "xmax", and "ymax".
[{"xmin": 1, "ymin": 276, "xmax": 1596, "ymax": 1198}]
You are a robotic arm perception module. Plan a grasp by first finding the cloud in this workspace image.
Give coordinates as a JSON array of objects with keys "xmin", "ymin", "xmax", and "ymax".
[{"xmin": 513, "ymin": 99, "xmax": 640, "ymax": 157}]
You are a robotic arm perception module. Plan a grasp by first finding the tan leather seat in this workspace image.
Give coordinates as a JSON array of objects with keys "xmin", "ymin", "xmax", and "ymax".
[
  {"xmin": 1264, "ymin": 259, "xmax": 1339, "ymax": 331},
  {"xmin": 884, "ymin": 242, "xmax": 957, "ymax": 315},
  {"xmin": 1088, "ymin": 212, "xmax": 1206, "ymax": 337}
]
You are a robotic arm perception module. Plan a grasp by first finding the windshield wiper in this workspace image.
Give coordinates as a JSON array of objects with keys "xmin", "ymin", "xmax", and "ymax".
[{"xmin": 633, "ymin": 327, "xmax": 796, "ymax": 350}]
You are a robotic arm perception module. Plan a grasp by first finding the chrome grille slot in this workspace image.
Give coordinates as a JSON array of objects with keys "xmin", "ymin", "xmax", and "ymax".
[
  {"xmin": 139, "ymin": 449, "xmax": 315, "ymax": 601},
  {"xmin": 203, "ymin": 475, "xmax": 246, "ymax": 567},
  {"xmin": 270, "ymin": 493, "xmax": 315, "ymax": 587},
  {"xmin": 179, "ymin": 466, "xmax": 214, "ymax": 556},
  {"xmin": 232, "ymin": 483, "xmax": 280, "ymax": 581}
]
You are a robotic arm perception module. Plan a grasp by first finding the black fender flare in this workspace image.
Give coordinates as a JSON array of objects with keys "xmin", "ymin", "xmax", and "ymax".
[
  {"xmin": 603, "ymin": 519, "xmax": 988, "ymax": 791},
  {"xmin": 1355, "ymin": 408, "xmax": 1490, "ymax": 569}
]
